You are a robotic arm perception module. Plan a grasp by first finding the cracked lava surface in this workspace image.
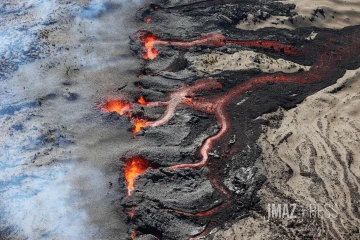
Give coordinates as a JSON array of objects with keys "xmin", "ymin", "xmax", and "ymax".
[{"xmin": 99, "ymin": 25, "xmax": 359, "ymax": 239}]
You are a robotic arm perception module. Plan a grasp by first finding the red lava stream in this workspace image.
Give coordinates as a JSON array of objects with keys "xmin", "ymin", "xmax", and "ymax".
[
  {"xmin": 139, "ymin": 31, "xmax": 297, "ymax": 60},
  {"xmin": 100, "ymin": 29, "xmax": 359, "ymax": 239}
]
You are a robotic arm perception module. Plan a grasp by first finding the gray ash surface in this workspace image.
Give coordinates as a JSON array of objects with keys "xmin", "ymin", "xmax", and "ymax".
[{"xmin": 0, "ymin": 0, "xmax": 359, "ymax": 240}]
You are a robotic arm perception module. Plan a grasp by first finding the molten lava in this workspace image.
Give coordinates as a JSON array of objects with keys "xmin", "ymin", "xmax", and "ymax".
[
  {"xmin": 131, "ymin": 231, "xmax": 136, "ymax": 240},
  {"xmin": 226, "ymin": 39, "xmax": 297, "ymax": 55},
  {"xmin": 100, "ymin": 99, "xmax": 151, "ymax": 136},
  {"xmin": 137, "ymin": 95, "xmax": 147, "ymax": 105},
  {"xmin": 132, "ymin": 117, "xmax": 148, "ymax": 134},
  {"xmin": 138, "ymin": 31, "xmax": 298, "ymax": 60},
  {"xmin": 101, "ymin": 100, "xmax": 132, "ymax": 116},
  {"xmin": 144, "ymin": 17, "xmax": 151, "ymax": 23},
  {"xmin": 124, "ymin": 156, "xmax": 151, "ymax": 197},
  {"xmin": 140, "ymin": 32, "xmax": 159, "ymax": 59},
  {"xmin": 121, "ymin": 24, "xmax": 360, "ymax": 240}
]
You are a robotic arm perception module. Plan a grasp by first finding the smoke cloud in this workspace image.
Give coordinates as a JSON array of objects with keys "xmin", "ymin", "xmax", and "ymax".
[{"xmin": 1, "ymin": 0, "xmax": 145, "ymax": 239}]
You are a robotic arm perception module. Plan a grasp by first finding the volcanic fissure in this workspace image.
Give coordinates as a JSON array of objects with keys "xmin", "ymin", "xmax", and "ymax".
[{"xmin": 97, "ymin": 2, "xmax": 360, "ymax": 239}]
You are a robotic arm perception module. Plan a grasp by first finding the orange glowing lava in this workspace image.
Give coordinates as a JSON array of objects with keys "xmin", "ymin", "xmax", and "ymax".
[
  {"xmin": 123, "ymin": 25, "xmax": 360, "ymax": 240},
  {"xmin": 125, "ymin": 156, "xmax": 151, "ymax": 197},
  {"xmin": 137, "ymin": 96, "xmax": 147, "ymax": 105},
  {"xmin": 141, "ymin": 33, "xmax": 159, "ymax": 59},
  {"xmin": 132, "ymin": 117, "xmax": 148, "ymax": 134},
  {"xmin": 137, "ymin": 31, "xmax": 299, "ymax": 61},
  {"xmin": 144, "ymin": 17, "xmax": 151, "ymax": 23},
  {"xmin": 131, "ymin": 231, "xmax": 136, "ymax": 239},
  {"xmin": 101, "ymin": 100, "xmax": 132, "ymax": 116}
]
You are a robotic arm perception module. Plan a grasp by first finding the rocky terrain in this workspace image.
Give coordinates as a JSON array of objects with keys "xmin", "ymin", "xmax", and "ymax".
[
  {"xmin": 214, "ymin": 67, "xmax": 360, "ymax": 240},
  {"xmin": 0, "ymin": 0, "xmax": 359, "ymax": 240}
]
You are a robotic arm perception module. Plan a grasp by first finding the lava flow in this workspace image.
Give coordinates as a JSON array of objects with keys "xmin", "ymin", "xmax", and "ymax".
[
  {"xmin": 124, "ymin": 156, "xmax": 151, "ymax": 197},
  {"xmin": 137, "ymin": 30, "xmax": 297, "ymax": 60},
  {"xmin": 132, "ymin": 117, "xmax": 148, "ymax": 134},
  {"xmin": 131, "ymin": 231, "xmax": 136, "ymax": 240},
  {"xmin": 124, "ymin": 25, "xmax": 359, "ymax": 220},
  {"xmin": 137, "ymin": 95, "xmax": 148, "ymax": 105},
  {"xmin": 100, "ymin": 98, "xmax": 150, "ymax": 136},
  {"xmin": 133, "ymin": 28, "xmax": 359, "ymax": 171},
  {"xmin": 100, "ymin": 99, "xmax": 132, "ymax": 116},
  {"xmin": 144, "ymin": 17, "xmax": 151, "ymax": 23},
  {"xmin": 140, "ymin": 32, "xmax": 159, "ymax": 59},
  {"xmin": 112, "ymin": 25, "xmax": 360, "ymax": 239}
]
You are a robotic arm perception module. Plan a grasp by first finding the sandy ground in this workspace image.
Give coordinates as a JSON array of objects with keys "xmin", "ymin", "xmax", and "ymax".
[
  {"xmin": 1, "ymin": 0, "xmax": 359, "ymax": 239},
  {"xmin": 238, "ymin": 0, "xmax": 360, "ymax": 30},
  {"xmin": 187, "ymin": 50, "xmax": 311, "ymax": 76},
  {"xmin": 214, "ymin": 68, "xmax": 360, "ymax": 239},
  {"xmin": 211, "ymin": 1, "xmax": 360, "ymax": 239}
]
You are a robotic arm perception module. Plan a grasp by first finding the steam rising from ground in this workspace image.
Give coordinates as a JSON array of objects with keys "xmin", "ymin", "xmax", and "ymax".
[
  {"xmin": 3, "ymin": 0, "xmax": 358, "ymax": 239},
  {"xmin": 1, "ymin": 0, "xmax": 144, "ymax": 239},
  {"xmin": 1, "ymin": 167, "xmax": 94, "ymax": 239}
]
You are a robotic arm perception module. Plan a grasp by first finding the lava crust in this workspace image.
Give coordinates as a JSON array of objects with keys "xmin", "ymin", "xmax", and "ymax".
[{"xmin": 106, "ymin": 1, "xmax": 360, "ymax": 239}]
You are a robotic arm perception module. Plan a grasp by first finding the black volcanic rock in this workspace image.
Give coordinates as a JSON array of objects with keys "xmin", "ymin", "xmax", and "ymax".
[{"xmin": 124, "ymin": 0, "xmax": 360, "ymax": 239}]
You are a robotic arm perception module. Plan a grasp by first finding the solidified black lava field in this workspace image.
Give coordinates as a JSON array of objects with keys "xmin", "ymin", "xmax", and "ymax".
[
  {"xmin": 1, "ymin": 1, "xmax": 359, "ymax": 240},
  {"xmin": 122, "ymin": 1, "xmax": 360, "ymax": 239}
]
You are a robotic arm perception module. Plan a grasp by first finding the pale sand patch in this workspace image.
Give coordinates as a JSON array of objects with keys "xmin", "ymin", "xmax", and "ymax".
[
  {"xmin": 186, "ymin": 50, "xmax": 310, "ymax": 76},
  {"xmin": 237, "ymin": 0, "xmax": 360, "ymax": 30},
  {"xmin": 214, "ymin": 68, "xmax": 360, "ymax": 239}
]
